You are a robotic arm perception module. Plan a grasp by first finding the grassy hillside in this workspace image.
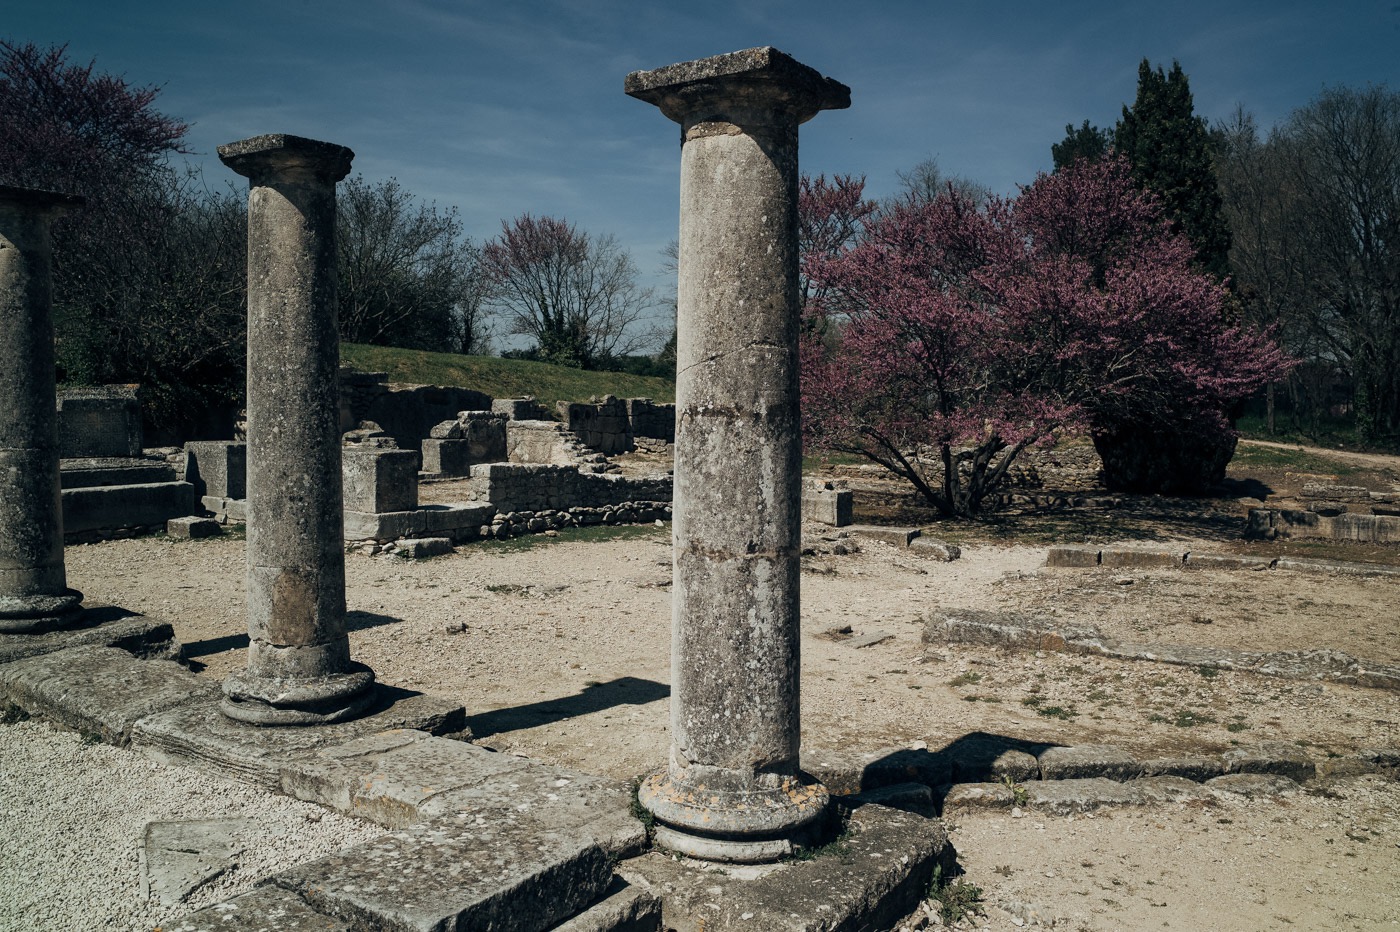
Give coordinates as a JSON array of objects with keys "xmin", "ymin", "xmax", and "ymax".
[{"xmin": 340, "ymin": 343, "xmax": 674, "ymax": 410}]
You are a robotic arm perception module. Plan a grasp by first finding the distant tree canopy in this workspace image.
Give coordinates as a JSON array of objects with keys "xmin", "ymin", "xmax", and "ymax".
[{"xmin": 1051, "ymin": 120, "xmax": 1110, "ymax": 170}]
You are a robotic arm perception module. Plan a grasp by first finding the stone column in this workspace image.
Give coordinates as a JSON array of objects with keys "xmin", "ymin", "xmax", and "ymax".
[
  {"xmin": 218, "ymin": 135, "xmax": 373, "ymax": 725},
  {"xmin": 626, "ymin": 48, "xmax": 849, "ymax": 862},
  {"xmin": 0, "ymin": 186, "xmax": 85, "ymax": 634}
]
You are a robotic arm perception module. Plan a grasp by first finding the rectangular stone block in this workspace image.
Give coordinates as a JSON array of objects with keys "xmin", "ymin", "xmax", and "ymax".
[
  {"xmin": 1046, "ymin": 544, "xmax": 1100, "ymax": 567},
  {"xmin": 1038, "ymin": 744, "xmax": 1142, "ymax": 781},
  {"xmin": 1222, "ymin": 742, "xmax": 1316, "ymax": 783},
  {"xmin": 0, "ymin": 613, "xmax": 173, "ymax": 665},
  {"xmin": 802, "ymin": 482, "xmax": 853, "ymax": 527},
  {"xmin": 1099, "ymin": 546, "xmax": 1186, "ymax": 568},
  {"xmin": 60, "ymin": 460, "xmax": 176, "ymax": 489},
  {"xmin": 278, "ymin": 816, "xmax": 612, "ymax": 932},
  {"xmin": 184, "ymin": 441, "xmax": 247, "ymax": 499},
  {"xmin": 342, "ymin": 503, "xmax": 495, "ymax": 543},
  {"xmin": 342, "ymin": 448, "xmax": 418, "ymax": 514},
  {"xmin": 56, "ymin": 385, "xmax": 142, "ymax": 458},
  {"xmin": 167, "ymin": 516, "xmax": 222, "ymax": 539},
  {"xmin": 552, "ymin": 880, "xmax": 662, "ymax": 932},
  {"xmin": 848, "ymin": 524, "xmax": 921, "ymax": 548},
  {"xmin": 62, "ymin": 481, "xmax": 197, "ymax": 535},
  {"xmin": 1185, "ymin": 552, "xmax": 1274, "ymax": 570},
  {"xmin": 1022, "ymin": 777, "xmax": 1146, "ymax": 814},
  {"xmin": 165, "ymin": 884, "xmax": 352, "ymax": 931}
]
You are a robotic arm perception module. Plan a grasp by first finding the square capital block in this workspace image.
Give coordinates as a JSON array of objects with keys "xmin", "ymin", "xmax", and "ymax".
[{"xmin": 625, "ymin": 46, "xmax": 849, "ymax": 125}]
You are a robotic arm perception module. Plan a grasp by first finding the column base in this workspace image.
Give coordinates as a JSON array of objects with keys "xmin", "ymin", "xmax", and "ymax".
[
  {"xmin": 637, "ymin": 765, "xmax": 830, "ymax": 863},
  {"xmin": 220, "ymin": 662, "xmax": 376, "ymax": 726},
  {"xmin": 0, "ymin": 589, "xmax": 84, "ymax": 634}
]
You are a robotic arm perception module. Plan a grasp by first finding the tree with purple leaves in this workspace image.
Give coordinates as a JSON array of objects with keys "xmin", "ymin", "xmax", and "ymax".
[{"xmin": 801, "ymin": 156, "xmax": 1291, "ymax": 517}]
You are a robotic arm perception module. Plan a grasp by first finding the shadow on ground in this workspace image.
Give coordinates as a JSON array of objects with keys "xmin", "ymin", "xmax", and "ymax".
[{"xmin": 467, "ymin": 675, "xmax": 669, "ymax": 739}]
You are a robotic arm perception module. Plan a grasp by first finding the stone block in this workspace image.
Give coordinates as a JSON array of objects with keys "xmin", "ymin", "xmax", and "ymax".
[
  {"xmin": 619, "ymin": 801, "xmax": 949, "ymax": 932},
  {"xmin": 143, "ymin": 817, "xmax": 256, "ymax": 907},
  {"xmin": 202, "ymin": 495, "xmax": 247, "ymax": 523},
  {"xmin": 60, "ymin": 459, "xmax": 177, "ymax": 489},
  {"xmin": 277, "ymin": 815, "xmax": 612, "ymax": 932},
  {"xmin": 1185, "ymin": 552, "xmax": 1274, "ymax": 570},
  {"xmin": 1138, "ymin": 756, "xmax": 1226, "ymax": 782},
  {"xmin": 939, "ymin": 782, "xmax": 1017, "ymax": 813},
  {"xmin": 1045, "ymin": 545, "xmax": 1101, "ymax": 567},
  {"xmin": 1132, "ymin": 776, "xmax": 1214, "ymax": 804},
  {"xmin": 1206, "ymin": 773, "xmax": 1302, "ymax": 798},
  {"xmin": 0, "ymin": 645, "xmax": 217, "ymax": 745},
  {"xmin": 493, "ymin": 397, "xmax": 550, "ymax": 421},
  {"xmin": 801, "ymin": 746, "xmax": 953, "ymax": 796},
  {"xmin": 847, "ymin": 524, "xmax": 921, "ymax": 548},
  {"xmin": 1038, "ymin": 744, "xmax": 1142, "ymax": 781},
  {"xmin": 0, "ymin": 612, "xmax": 172, "ymax": 665},
  {"xmin": 1022, "ymin": 777, "xmax": 1146, "ymax": 814},
  {"xmin": 552, "ymin": 879, "xmax": 662, "ymax": 932},
  {"xmin": 1099, "ymin": 546, "xmax": 1186, "ymax": 568},
  {"xmin": 343, "ymin": 503, "xmax": 495, "ymax": 543},
  {"xmin": 1301, "ymin": 482, "xmax": 1370, "ymax": 502},
  {"xmin": 184, "ymin": 441, "xmax": 247, "ymax": 499},
  {"xmin": 167, "ymin": 516, "xmax": 222, "ymax": 539},
  {"xmin": 944, "ymin": 739, "xmax": 1041, "ymax": 783},
  {"xmin": 801, "ymin": 482, "xmax": 853, "ymax": 527},
  {"xmin": 909, "ymin": 537, "xmax": 960, "ymax": 561},
  {"xmin": 55, "ymin": 385, "xmax": 142, "ymax": 458},
  {"xmin": 1222, "ymin": 742, "xmax": 1317, "ymax": 783},
  {"xmin": 341, "ymin": 448, "xmax": 418, "ymax": 514},
  {"xmin": 62, "ymin": 481, "xmax": 196, "ymax": 535},
  {"xmin": 393, "ymin": 537, "xmax": 454, "ymax": 559},
  {"xmin": 165, "ymin": 884, "xmax": 351, "ymax": 931},
  {"xmin": 132, "ymin": 692, "xmax": 467, "ymax": 789}
]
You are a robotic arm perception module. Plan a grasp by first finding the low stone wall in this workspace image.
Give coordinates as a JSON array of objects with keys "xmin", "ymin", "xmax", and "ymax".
[
  {"xmin": 558, "ymin": 395, "xmax": 633, "ymax": 455},
  {"xmin": 1247, "ymin": 507, "xmax": 1400, "ymax": 544},
  {"xmin": 466, "ymin": 463, "xmax": 671, "ymax": 514},
  {"xmin": 626, "ymin": 398, "xmax": 675, "ymax": 443},
  {"xmin": 62, "ymin": 481, "xmax": 196, "ymax": 540}
]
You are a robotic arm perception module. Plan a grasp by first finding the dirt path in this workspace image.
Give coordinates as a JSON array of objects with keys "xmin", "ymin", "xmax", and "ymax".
[
  {"xmin": 1238, "ymin": 437, "xmax": 1400, "ymax": 474},
  {"xmin": 62, "ymin": 521, "xmax": 1400, "ymax": 930}
]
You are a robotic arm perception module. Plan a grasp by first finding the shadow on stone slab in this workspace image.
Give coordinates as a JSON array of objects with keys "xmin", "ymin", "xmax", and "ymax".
[
  {"xmin": 181, "ymin": 611, "xmax": 403, "ymax": 665},
  {"xmin": 551, "ymin": 875, "xmax": 663, "ymax": 932},
  {"xmin": 468, "ymin": 675, "xmax": 669, "ymax": 739},
  {"xmin": 0, "ymin": 604, "xmax": 168, "ymax": 665}
]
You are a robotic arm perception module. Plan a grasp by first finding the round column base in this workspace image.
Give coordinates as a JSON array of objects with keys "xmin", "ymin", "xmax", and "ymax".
[
  {"xmin": 637, "ymin": 765, "xmax": 829, "ymax": 864},
  {"xmin": 0, "ymin": 589, "xmax": 84, "ymax": 634},
  {"xmin": 220, "ymin": 663, "xmax": 376, "ymax": 726}
]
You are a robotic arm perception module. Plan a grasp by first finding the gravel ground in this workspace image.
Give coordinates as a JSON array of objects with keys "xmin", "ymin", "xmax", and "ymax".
[{"xmin": 0, "ymin": 717, "xmax": 381, "ymax": 932}]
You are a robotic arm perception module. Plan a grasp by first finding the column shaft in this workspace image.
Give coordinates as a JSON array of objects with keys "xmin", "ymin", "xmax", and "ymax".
[{"xmin": 0, "ymin": 186, "xmax": 84, "ymax": 633}]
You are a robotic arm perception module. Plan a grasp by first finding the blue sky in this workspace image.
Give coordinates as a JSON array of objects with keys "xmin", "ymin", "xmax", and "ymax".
[{"xmin": 11, "ymin": 1, "xmax": 1400, "ymax": 341}]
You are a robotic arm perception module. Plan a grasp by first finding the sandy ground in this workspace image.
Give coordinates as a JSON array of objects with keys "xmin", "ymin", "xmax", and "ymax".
[{"xmin": 58, "ymin": 507, "xmax": 1400, "ymax": 930}]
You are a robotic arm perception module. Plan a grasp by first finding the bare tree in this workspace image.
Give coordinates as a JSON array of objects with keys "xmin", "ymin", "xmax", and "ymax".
[
  {"xmin": 337, "ymin": 176, "xmax": 491, "ymax": 354},
  {"xmin": 482, "ymin": 214, "xmax": 655, "ymax": 368}
]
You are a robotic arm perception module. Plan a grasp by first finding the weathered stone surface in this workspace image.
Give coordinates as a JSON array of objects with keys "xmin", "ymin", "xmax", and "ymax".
[
  {"xmin": 220, "ymin": 134, "xmax": 373, "ymax": 726},
  {"xmin": 54, "ymin": 384, "xmax": 142, "ymax": 458},
  {"xmin": 277, "ymin": 815, "xmax": 612, "ymax": 932},
  {"xmin": 944, "ymin": 739, "xmax": 1042, "ymax": 783},
  {"xmin": 1132, "ymin": 775, "xmax": 1214, "ymax": 804},
  {"xmin": 909, "ymin": 537, "xmax": 961, "ymax": 561},
  {"xmin": 620, "ymin": 802, "xmax": 946, "ymax": 932},
  {"xmin": 133, "ymin": 693, "xmax": 465, "ymax": 789},
  {"xmin": 551, "ymin": 879, "xmax": 662, "ymax": 932},
  {"xmin": 343, "ymin": 502, "xmax": 495, "ymax": 543},
  {"xmin": 165, "ymin": 884, "xmax": 351, "ymax": 931},
  {"xmin": 801, "ymin": 746, "xmax": 953, "ymax": 796},
  {"xmin": 1038, "ymin": 744, "xmax": 1142, "ymax": 781},
  {"xmin": 939, "ymin": 781, "xmax": 1017, "ymax": 813},
  {"xmin": 0, "ymin": 612, "xmax": 170, "ymax": 664},
  {"xmin": 1206, "ymin": 773, "xmax": 1302, "ymax": 798},
  {"xmin": 341, "ymin": 447, "xmax": 418, "ymax": 514},
  {"xmin": 1045, "ymin": 545, "xmax": 1101, "ymax": 567},
  {"xmin": 391, "ymin": 537, "xmax": 454, "ymax": 559},
  {"xmin": 628, "ymin": 47, "xmax": 846, "ymax": 860},
  {"xmin": 0, "ymin": 187, "xmax": 85, "ymax": 633},
  {"xmin": 848, "ymin": 524, "xmax": 922, "ymax": 548},
  {"xmin": 167, "ymin": 515, "xmax": 222, "ymax": 539},
  {"xmin": 1222, "ymin": 742, "xmax": 1317, "ymax": 783},
  {"xmin": 142, "ymin": 818, "xmax": 254, "ymax": 906},
  {"xmin": 1099, "ymin": 546, "xmax": 1186, "ymax": 568},
  {"xmin": 1138, "ymin": 755, "xmax": 1226, "ymax": 782},
  {"xmin": 802, "ymin": 480, "xmax": 853, "ymax": 527},
  {"xmin": 61, "ymin": 480, "xmax": 197, "ymax": 535},
  {"xmin": 1185, "ymin": 552, "xmax": 1274, "ymax": 570},
  {"xmin": 59, "ymin": 458, "xmax": 176, "ymax": 489},
  {"xmin": 924, "ymin": 609, "xmax": 1101, "ymax": 654},
  {"xmin": 1302, "ymin": 482, "xmax": 1371, "ymax": 502},
  {"xmin": 1023, "ymin": 777, "xmax": 1146, "ymax": 814},
  {"xmin": 184, "ymin": 441, "xmax": 247, "ymax": 500},
  {"xmin": 1275, "ymin": 555, "xmax": 1400, "ymax": 577},
  {"xmin": 0, "ymin": 644, "xmax": 217, "ymax": 745}
]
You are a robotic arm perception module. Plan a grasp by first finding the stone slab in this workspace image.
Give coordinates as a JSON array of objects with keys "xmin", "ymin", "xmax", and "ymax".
[
  {"xmin": 165, "ymin": 884, "xmax": 351, "ymax": 931},
  {"xmin": 550, "ymin": 878, "xmax": 662, "ymax": 932},
  {"xmin": 847, "ymin": 525, "xmax": 921, "ymax": 548},
  {"xmin": 343, "ymin": 502, "xmax": 495, "ymax": 543},
  {"xmin": 0, "ymin": 644, "xmax": 218, "ymax": 745},
  {"xmin": 1206, "ymin": 773, "xmax": 1302, "ymax": 798},
  {"xmin": 275, "ymin": 814, "xmax": 612, "ymax": 932},
  {"xmin": 1275, "ymin": 556, "xmax": 1400, "ymax": 577},
  {"xmin": 167, "ymin": 515, "xmax": 223, "ymax": 539},
  {"xmin": 1131, "ymin": 775, "xmax": 1214, "ymax": 804},
  {"xmin": 939, "ymin": 782, "xmax": 1017, "ymax": 813},
  {"xmin": 60, "ymin": 460, "xmax": 177, "ymax": 489},
  {"xmin": 142, "ymin": 818, "xmax": 254, "ymax": 907},
  {"xmin": 1022, "ymin": 777, "xmax": 1146, "ymax": 814},
  {"xmin": 1045, "ymin": 545, "xmax": 1100, "ymax": 567},
  {"xmin": 1099, "ymin": 547, "xmax": 1186, "ymax": 568},
  {"xmin": 0, "ymin": 611, "xmax": 172, "ymax": 665},
  {"xmin": 619, "ymin": 802, "xmax": 949, "ymax": 932},
  {"xmin": 1038, "ymin": 744, "xmax": 1142, "ymax": 781},
  {"xmin": 802, "ymin": 746, "xmax": 953, "ymax": 796},
  {"xmin": 202, "ymin": 495, "xmax": 248, "ymax": 522},
  {"xmin": 943, "ymin": 739, "xmax": 1042, "ymax": 783},
  {"xmin": 1138, "ymin": 755, "xmax": 1227, "ymax": 782},
  {"xmin": 62, "ymin": 480, "xmax": 196, "ymax": 534},
  {"xmin": 132, "ymin": 691, "xmax": 466, "ymax": 789},
  {"xmin": 1185, "ymin": 553, "xmax": 1275, "ymax": 570},
  {"xmin": 1222, "ymin": 742, "xmax": 1317, "ymax": 783}
]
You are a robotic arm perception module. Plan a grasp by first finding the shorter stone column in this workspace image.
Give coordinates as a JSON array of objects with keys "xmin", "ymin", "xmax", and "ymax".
[
  {"xmin": 218, "ymin": 135, "xmax": 373, "ymax": 725},
  {"xmin": 0, "ymin": 186, "xmax": 85, "ymax": 633}
]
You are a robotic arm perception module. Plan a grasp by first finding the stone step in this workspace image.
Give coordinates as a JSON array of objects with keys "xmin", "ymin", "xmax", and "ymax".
[
  {"xmin": 0, "ymin": 609, "xmax": 172, "ymax": 665},
  {"xmin": 164, "ymin": 884, "xmax": 351, "ymax": 931},
  {"xmin": 550, "ymin": 878, "xmax": 662, "ymax": 931},
  {"xmin": 0, "ymin": 644, "xmax": 217, "ymax": 745},
  {"xmin": 276, "ymin": 814, "xmax": 612, "ymax": 932}
]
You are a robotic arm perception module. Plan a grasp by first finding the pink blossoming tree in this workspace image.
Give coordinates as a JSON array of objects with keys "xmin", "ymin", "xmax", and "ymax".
[{"xmin": 801, "ymin": 156, "xmax": 1291, "ymax": 517}]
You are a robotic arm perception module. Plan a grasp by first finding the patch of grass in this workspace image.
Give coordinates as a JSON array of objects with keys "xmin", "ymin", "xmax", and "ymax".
[
  {"xmin": 1197, "ymin": 666, "xmax": 1219, "ymax": 679},
  {"xmin": 929, "ymin": 863, "xmax": 984, "ymax": 924},
  {"xmin": 629, "ymin": 779, "xmax": 656, "ymax": 839},
  {"xmin": 786, "ymin": 830, "xmax": 852, "ymax": 862},
  {"xmin": 1001, "ymin": 774, "xmax": 1029, "ymax": 807},
  {"xmin": 1226, "ymin": 720, "xmax": 1252, "ymax": 733},
  {"xmin": 341, "ymin": 343, "xmax": 673, "ymax": 410},
  {"xmin": 1172, "ymin": 709, "xmax": 1217, "ymax": 728},
  {"xmin": 1036, "ymin": 705, "xmax": 1079, "ymax": 720},
  {"xmin": 948, "ymin": 671, "xmax": 983, "ymax": 687}
]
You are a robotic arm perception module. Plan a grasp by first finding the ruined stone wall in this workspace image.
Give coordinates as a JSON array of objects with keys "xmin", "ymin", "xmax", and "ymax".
[
  {"xmin": 558, "ymin": 395, "xmax": 633, "ymax": 454},
  {"xmin": 626, "ymin": 398, "xmax": 676, "ymax": 443},
  {"xmin": 466, "ymin": 463, "xmax": 671, "ymax": 514},
  {"xmin": 338, "ymin": 369, "xmax": 491, "ymax": 454},
  {"xmin": 55, "ymin": 385, "xmax": 143, "ymax": 458}
]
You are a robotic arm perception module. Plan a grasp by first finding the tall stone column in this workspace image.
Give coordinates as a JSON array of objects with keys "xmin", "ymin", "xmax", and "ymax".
[
  {"xmin": 0, "ymin": 186, "xmax": 85, "ymax": 634},
  {"xmin": 626, "ymin": 48, "xmax": 850, "ymax": 862},
  {"xmin": 218, "ymin": 135, "xmax": 374, "ymax": 725}
]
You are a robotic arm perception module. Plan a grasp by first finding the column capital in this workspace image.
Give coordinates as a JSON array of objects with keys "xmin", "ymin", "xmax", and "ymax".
[
  {"xmin": 0, "ymin": 185, "xmax": 85, "ymax": 216},
  {"xmin": 626, "ymin": 46, "xmax": 849, "ymax": 126},
  {"xmin": 217, "ymin": 134, "xmax": 354, "ymax": 185}
]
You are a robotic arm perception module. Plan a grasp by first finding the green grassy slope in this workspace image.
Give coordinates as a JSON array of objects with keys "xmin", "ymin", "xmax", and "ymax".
[{"xmin": 340, "ymin": 343, "xmax": 674, "ymax": 410}]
